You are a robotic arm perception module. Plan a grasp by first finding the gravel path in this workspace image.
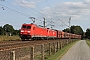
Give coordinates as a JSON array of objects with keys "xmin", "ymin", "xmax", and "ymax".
[{"xmin": 60, "ymin": 40, "xmax": 90, "ymax": 60}]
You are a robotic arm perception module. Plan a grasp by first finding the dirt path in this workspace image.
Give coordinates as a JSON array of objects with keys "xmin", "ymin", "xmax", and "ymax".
[{"xmin": 60, "ymin": 40, "xmax": 90, "ymax": 60}]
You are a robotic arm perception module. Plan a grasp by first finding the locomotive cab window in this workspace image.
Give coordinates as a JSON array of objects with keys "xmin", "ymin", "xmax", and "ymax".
[
  {"xmin": 22, "ymin": 25, "xmax": 31, "ymax": 29},
  {"xmin": 27, "ymin": 26, "xmax": 31, "ymax": 29},
  {"xmin": 22, "ymin": 25, "xmax": 26, "ymax": 28}
]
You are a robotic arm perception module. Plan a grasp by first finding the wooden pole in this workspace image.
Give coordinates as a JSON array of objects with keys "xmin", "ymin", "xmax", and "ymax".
[
  {"xmin": 10, "ymin": 51, "xmax": 15, "ymax": 60},
  {"xmin": 41, "ymin": 44, "xmax": 44, "ymax": 60},
  {"xmin": 30, "ymin": 46, "xmax": 34, "ymax": 60},
  {"xmin": 49, "ymin": 43, "xmax": 51, "ymax": 56}
]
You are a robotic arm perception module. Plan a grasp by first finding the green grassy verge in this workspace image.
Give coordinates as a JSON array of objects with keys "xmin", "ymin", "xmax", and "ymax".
[
  {"xmin": 0, "ymin": 35, "xmax": 21, "ymax": 41},
  {"xmin": 48, "ymin": 40, "xmax": 79, "ymax": 60},
  {"xmin": 86, "ymin": 40, "xmax": 90, "ymax": 46}
]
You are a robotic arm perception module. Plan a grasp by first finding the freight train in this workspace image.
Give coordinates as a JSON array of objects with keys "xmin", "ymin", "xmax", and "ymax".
[{"xmin": 20, "ymin": 23, "xmax": 81, "ymax": 40}]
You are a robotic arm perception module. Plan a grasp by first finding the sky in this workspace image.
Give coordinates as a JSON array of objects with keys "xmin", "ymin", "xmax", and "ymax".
[{"xmin": 0, "ymin": 0, "xmax": 90, "ymax": 32}]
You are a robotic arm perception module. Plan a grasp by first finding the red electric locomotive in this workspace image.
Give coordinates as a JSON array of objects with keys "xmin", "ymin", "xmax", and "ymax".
[{"xmin": 20, "ymin": 23, "xmax": 57, "ymax": 40}]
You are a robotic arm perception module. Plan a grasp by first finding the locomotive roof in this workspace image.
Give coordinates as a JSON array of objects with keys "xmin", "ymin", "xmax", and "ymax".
[
  {"xmin": 22, "ymin": 23, "xmax": 61, "ymax": 31},
  {"xmin": 22, "ymin": 23, "xmax": 47, "ymax": 29}
]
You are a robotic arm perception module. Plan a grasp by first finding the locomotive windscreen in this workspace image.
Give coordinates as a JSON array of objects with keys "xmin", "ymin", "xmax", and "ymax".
[{"xmin": 22, "ymin": 25, "xmax": 31, "ymax": 29}]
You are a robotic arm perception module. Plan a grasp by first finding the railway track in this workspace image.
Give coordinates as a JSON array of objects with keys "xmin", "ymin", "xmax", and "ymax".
[{"xmin": 0, "ymin": 39, "xmax": 63, "ymax": 51}]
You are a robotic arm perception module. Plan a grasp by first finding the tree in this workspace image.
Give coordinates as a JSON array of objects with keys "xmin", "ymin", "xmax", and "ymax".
[
  {"xmin": 63, "ymin": 25, "xmax": 84, "ymax": 35},
  {"xmin": 3, "ymin": 24, "xmax": 14, "ymax": 36},
  {"xmin": 85, "ymin": 28, "xmax": 90, "ymax": 38},
  {"xmin": 63, "ymin": 28, "xmax": 70, "ymax": 33},
  {"xmin": 70, "ymin": 25, "xmax": 83, "ymax": 35},
  {"xmin": 0, "ymin": 24, "xmax": 20, "ymax": 36},
  {"xmin": 0, "ymin": 26, "xmax": 3, "ymax": 35},
  {"xmin": 13, "ymin": 29, "xmax": 20, "ymax": 35}
]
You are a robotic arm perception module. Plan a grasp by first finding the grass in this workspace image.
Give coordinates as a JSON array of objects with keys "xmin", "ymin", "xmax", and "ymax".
[
  {"xmin": 47, "ymin": 40, "xmax": 79, "ymax": 60},
  {"xmin": 0, "ymin": 35, "xmax": 21, "ymax": 41},
  {"xmin": 86, "ymin": 40, "xmax": 90, "ymax": 46}
]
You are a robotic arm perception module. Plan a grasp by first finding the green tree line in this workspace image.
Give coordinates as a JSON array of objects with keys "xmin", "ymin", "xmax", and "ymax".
[
  {"xmin": 63, "ymin": 25, "xmax": 90, "ymax": 39},
  {"xmin": 0, "ymin": 24, "xmax": 20, "ymax": 36}
]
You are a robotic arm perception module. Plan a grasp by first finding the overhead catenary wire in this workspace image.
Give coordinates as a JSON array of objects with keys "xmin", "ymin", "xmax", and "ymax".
[
  {"xmin": 21, "ymin": 0, "xmax": 44, "ymax": 12},
  {"xmin": 0, "ymin": 1, "xmax": 45, "ymax": 25},
  {"xmin": 45, "ymin": 0, "xmax": 68, "ymax": 26},
  {"xmin": 17, "ymin": 0, "xmax": 48, "ymax": 24},
  {"xmin": 44, "ymin": 0, "xmax": 69, "ymax": 27},
  {"xmin": 4, "ymin": 0, "xmax": 41, "ymax": 23},
  {"xmin": 44, "ymin": 0, "xmax": 54, "ymax": 14},
  {"xmin": 17, "ymin": 0, "xmax": 44, "ymax": 17},
  {"xmin": 0, "ymin": 3, "xmax": 30, "ymax": 17},
  {"xmin": 5, "ymin": 0, "xmax": 36, "ymax": 18}
]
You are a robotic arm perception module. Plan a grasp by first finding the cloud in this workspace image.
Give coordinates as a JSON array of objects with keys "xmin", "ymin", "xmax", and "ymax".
[
  {"xmin": 85, "ymin": 0, "xmax": 90, "ymax": 4},
  {"xmin": 14, "ymin": 0, "xmax": 36, "ymax": 8},
  {"xmin": 41, "ymin": 1, "xmax": 90, "ymax": 20},
  {"xmin": 39, "ymin": 0, "xmax": 90, "ymax": 29},
  {"xmin": 35, "ymin": 0, "xmax": 44, "ymax": 2}
]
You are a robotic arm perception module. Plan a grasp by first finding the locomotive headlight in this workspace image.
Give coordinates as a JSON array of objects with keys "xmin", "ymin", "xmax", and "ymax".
[
  {"xmin": 28, "ymin": 31, "xmax": 30, "ymax": 33},
  {"xmin": 21, "ymin": 30, "xmax": 24, "ymax": 32}
]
